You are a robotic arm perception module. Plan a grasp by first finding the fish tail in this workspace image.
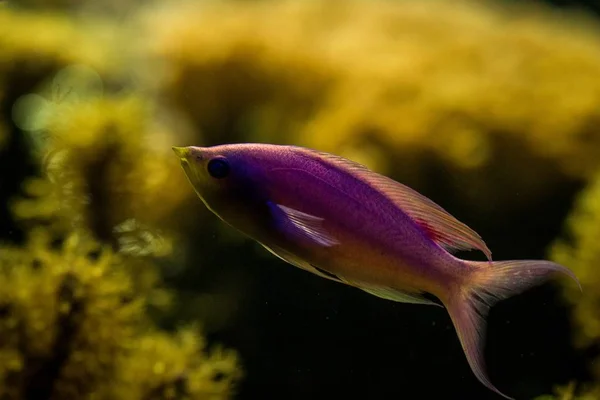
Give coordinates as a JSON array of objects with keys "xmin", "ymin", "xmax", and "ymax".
[{"xmin": 442, "ymin": 259, "xmax": 580, "ymax": 400}]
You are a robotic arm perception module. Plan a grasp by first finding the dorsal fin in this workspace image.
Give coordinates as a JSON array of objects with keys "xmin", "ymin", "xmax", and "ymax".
[{"xmin": 304, "ymin": 148, "xmax": 492, "ymax": 261}]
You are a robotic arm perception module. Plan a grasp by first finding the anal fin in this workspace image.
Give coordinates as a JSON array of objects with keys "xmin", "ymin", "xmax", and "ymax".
[
  {"xmin": 312, "ymin": 265, "xmax": 341, "ymax": 281},
  {"xmin": 259, "ymin": 243, "xmax": 344, "ymax": 283},
  {"xmin": 357, "ymin": 284, "xmax": 443, "ymax": 307}
]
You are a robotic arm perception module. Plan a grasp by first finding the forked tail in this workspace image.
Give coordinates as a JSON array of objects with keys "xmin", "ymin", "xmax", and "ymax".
[{"xmin": 442, "ymin": 260, "xmax": 580, "ymax": 399}]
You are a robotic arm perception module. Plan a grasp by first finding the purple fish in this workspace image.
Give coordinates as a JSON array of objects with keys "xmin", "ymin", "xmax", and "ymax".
[{"xmin": 173, "ymin": 143, "xmax": 579, "ymax": 399}]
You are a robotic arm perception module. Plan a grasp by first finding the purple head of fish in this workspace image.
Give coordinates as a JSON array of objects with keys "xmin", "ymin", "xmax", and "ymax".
[{"xmin": 172, "ymin": 144, "xmax": 287, "ymax": 229}]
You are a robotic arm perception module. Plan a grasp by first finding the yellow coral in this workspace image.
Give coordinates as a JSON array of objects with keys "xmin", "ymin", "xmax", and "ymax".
[
  {"xmin": 0, "ymin": 8, "xmax": 118, "ymax": 77},
  {"xmin": 0, "ymin": 229, "xmax": 240, "ymax": 399},
  {"xmin": 12, "ymin": 93, "xmax": 193, "ymax": 254},
  {"xmin": 543, "ymin": 168, "xmax": 600, "ymax": 399},
  {"xmin": 551, "ymin": 169, "xmax": 600, "ymax": 347},
  {"xmin": 0, "ymin": 8, "xmax": 242, "ymax": 399},
  {"xmin": 535, "ymin": 381, "xmax": 600, "ymax": 400},
  {"xmin": 114, "ymin": 328, "xmax": 240, "ymax": 400}
]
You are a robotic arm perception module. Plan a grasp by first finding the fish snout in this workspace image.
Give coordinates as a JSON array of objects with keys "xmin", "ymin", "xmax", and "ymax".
[
  {"xmin": 172, "ymin": 146, "xmax": 191, "ymax": 159},
  {"xmin": 172, "ymin": 146, "xmax": 194, "ymax": 176}
]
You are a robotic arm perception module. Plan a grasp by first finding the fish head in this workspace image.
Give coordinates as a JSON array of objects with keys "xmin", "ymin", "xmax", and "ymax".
[
  {"xmin": 173, "ymin": 146, "xmax": 222, "ymax": 196},
  {"xmin": 172, "ymin": 144, "xmax": 271, "ymax": 227}
]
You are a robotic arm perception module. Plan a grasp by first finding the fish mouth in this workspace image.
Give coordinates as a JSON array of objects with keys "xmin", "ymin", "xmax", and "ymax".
[
  {"xmin": 172, "ymin": 146, "xmax": 205, "ymax": 196},
  {"xmin": 172, "ymin": 146, "xmax": 190, "ymax": 159},
  {"xmin": 172, "ymin": 146, "xmax": 196, "ymax": 182}
]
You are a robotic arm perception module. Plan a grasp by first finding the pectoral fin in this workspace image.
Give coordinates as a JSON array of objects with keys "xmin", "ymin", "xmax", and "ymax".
[{"xmin": 268, "ymin": 202, "xmax": 339, "ymax": 247}]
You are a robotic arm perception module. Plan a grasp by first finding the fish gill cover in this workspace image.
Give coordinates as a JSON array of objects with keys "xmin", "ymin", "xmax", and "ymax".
[{"xmin": 1, "ymin": 0, "xmax": 600, "ymax": 399}]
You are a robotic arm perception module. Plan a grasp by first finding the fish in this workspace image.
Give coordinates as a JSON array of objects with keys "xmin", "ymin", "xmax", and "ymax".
[{"xmin": 172, "ymin": 143, "xmax": 580, "ymax": 399}]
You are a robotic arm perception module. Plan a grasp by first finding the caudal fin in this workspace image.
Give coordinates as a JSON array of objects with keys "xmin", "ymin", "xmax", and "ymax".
[{"xmin": 442, "ymin": 260, "xmax": 580, "ymax": 400}]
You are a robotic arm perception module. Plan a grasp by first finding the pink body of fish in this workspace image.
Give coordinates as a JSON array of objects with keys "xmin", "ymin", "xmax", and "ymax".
[{"xmin": 173, "ymin": 143, "xmax": 580, "ymax": 399}]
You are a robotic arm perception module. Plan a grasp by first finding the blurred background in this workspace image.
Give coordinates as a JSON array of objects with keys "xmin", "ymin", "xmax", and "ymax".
[{"xmin": 1, "ymin": 0, "xmax": 600, "ymax": 399}]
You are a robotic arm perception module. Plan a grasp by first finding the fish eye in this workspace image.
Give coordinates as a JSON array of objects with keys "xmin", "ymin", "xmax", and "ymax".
[{"xmin": 207, "ymin": 158, "xmax": 230, "ymax": 179}]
